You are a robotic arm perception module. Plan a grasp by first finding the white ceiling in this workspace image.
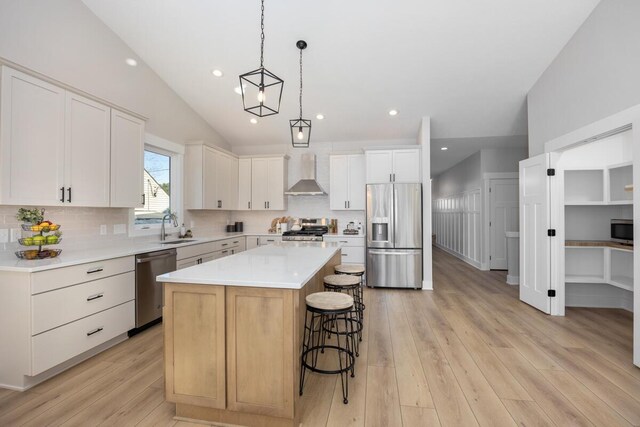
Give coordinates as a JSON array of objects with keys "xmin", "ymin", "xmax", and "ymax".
[{"xmin": 82, "ymin": 0, "xmax": 599, "ymax": 149}]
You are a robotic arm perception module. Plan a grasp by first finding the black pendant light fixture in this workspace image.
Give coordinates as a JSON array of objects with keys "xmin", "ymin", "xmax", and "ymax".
[
  {"xmin": 290, "ymin": 40, "xmax": 311, "ymax": 148},
  {"xmin": 239, "ymin": 0, "xmax": 284, "ymax": 117}
]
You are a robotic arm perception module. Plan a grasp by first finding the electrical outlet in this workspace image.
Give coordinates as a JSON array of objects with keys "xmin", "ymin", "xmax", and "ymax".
[
  {"xmin": 10, "ymin": 228, "xmax": 20, "ymax": 243},
  {"xmin": 0, "ymin": 229, "xmax": 8, "ymax": 243},
  {"xmin": 100, "ymin": 225, "xmax": 107, "ymax": 235},
  {"xmin": 113, "ymin": 224, "xmax": 127, "ymax": 235}
]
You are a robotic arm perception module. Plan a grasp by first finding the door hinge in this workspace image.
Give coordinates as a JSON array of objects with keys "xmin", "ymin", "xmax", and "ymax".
[
  {"xmin": 548, "ymin": 289, "xmax": 556, "ymax": 297},
  {"xmin": 489, "ymin": 187, "xmax": 491, "ymax": 193},
  {"xmin": 547, "ymin": 229, "xmax": 556, "ymax": 237},
  {"xmin": 489, "ymin": 221, "xmax": 492, "ymax": 227},
  {"xmin": 489, "ymin": 255, "xmax": 492, "ymax": 260},
  {"xmin": 547, "ymin": 168, "xmax": 555, "ymax": 176}
]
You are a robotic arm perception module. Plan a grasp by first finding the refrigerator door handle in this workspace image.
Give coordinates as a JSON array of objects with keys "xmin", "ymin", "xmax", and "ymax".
[{"xmin": 368, "ymin": 249, "xmax": 422, "ymax": 256}]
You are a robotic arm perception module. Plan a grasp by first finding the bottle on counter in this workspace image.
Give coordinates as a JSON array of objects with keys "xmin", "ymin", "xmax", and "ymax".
[{"xmin": 180, "ymin": 223, "xmax": 186, "ymax": 238}]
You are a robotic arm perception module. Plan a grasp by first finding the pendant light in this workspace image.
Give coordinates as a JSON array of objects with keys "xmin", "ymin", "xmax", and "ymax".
[
  {"xmin": 290, "ymin": 40, "xmax": 311, "ymax": 148},
  {"xmin": 239, "ymin": 0, "xmax": 284, "ymax": 117}
]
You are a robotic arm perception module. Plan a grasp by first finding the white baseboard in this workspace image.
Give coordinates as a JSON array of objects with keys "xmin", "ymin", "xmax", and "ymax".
[
  {"xmin": 434, "ymin": 243, "xmax": 482, "ymax": 270},
  {"xmin": 506, "ymin": 275, "xmax": 519, "ymax": 285},
  {"xmin": 421, "ymin": 280, "xmax": 433, "ymax": 290}
]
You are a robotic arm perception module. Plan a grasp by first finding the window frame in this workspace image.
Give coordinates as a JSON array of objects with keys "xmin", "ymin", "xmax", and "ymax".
[{"xmin": 129, "ymin": 133, "xmax": 184, "ymax": 237}]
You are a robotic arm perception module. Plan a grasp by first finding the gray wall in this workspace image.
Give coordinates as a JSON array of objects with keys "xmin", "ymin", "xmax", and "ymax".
[
  {"xmin": 432, "ymin": 151, "xmax": 482, "ymax": 199},
  {"xmin": 0, "ymin": 0, "xmax": 228, "ymax": 148},
  {"xmin": 527, "ymin": 0, "xmax": 640, "ymax": 156}
]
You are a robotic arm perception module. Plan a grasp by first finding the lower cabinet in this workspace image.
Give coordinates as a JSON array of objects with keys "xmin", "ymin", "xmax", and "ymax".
[{"xmin": 324, "ymin": 236, "xmax": 365, "ymax": 265}]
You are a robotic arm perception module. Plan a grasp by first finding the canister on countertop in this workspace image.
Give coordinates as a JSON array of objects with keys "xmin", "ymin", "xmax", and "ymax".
[{"xmin": 235, "ymin": 221, "xmax": 243, "ymax": 232}]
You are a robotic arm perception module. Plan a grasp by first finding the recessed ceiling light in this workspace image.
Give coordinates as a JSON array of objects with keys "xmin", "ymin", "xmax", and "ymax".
[
  {"xmin": 316, "ymin": 114, "xmax": 324, "ymax": 120},
  {"xmin": 234, "ymin": 85, "xmax": 246, "ymax": 95},
  {"xmin": 441, "ymin": 147, "xmax": 448, "ymax": 151},
  {"xmin": 388, "ymin": 109, "xmax": 398, "ymax": 116},
  {"xmin": 211, "ymin": 69, "xmax": 223, "ymax": 77},
  {"xmin": 250, "ymin": 118, "xmax": 258, "ymax": 124},
  {"xmin": 125, "ymin": 58, "xmax": 138, "ymax": 67}
]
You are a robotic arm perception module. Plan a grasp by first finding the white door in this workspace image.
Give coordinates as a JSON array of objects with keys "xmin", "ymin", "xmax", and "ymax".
[
  {"xmin": 392, "ymin": 149, "xmax": 421, "ymax": 183},
  {"xmin": 519, "ymin": 154, "xmax": 552, "ymax": 313},
  {"xmin": 490, "ymin": 179, "xmax": 519, "ymax": 269},
  {"xmin": 266, "ymin": 157, "xmax": 285, "ymax": 210},
  {"xmin": 0, "ymin": 67, "xmax": 65, "ymax": 206},
  {"xmin": 238, "ymin": 158, "xmax": 252, "ymax": 210},
  {"xmin": 330, "ymin": 155, "xmax": 349, "ymax": 210},
  {"xmin": 110, "ymin": 110, "xmax": 144, "ymax": 208},
  {"xmin": 251, "ymin": 158, "xmax": 268, "ymax": 210},
  {"xmin": 203, "ymin": 147, "xmax": 217, "ymax": 209},
  {"xmin": 65, "ymin": 93, "xmax": 111, "ymax": 207},
  {"xmin": 365, "ymin": 151, "xmax": 393, "ymax": 183},
  {"xmin": 348, "ymin": 154, "xmax": 366, "ymax": 210}
]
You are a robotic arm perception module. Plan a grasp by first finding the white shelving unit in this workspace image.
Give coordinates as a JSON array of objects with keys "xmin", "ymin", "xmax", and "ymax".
[
  {"xmin": 609, "ymin": 162, "xmax": 633, "ymax": 204},
  {"xmin": 564, "ymin": 169, "xmax": 604, "ymax": 205},
  {"xmin": 565, "ymin": 245, "xmax": 633, "ymax": 292},
  {"xmin": 610, "ymin": 248, "xmax": 634, "ymax": 291}
]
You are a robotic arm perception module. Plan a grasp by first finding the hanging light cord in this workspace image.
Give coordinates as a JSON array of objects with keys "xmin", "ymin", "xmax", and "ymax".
[
  {"xmin": 260, "ymin": 0, "xmax": 265, "ymax": 68},
  {"xmin": 299, "ymin": 48, "xmax": 303, "ymax": 119}
]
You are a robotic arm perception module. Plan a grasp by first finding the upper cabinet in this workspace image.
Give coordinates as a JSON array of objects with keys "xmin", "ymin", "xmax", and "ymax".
[
  {"xmin": 0, "ymin": 66, "xmax": 144, "ymax": 208},
  {"xmin": 237, "ymin": 158, "xmax": 252, "ymax": 210},
  {"xmin": 251, "ymin": 157, "xmax": 288, "ymax": 211},
  {"xmin": 365, "ymin": 148, "xmax": 421, "ymax": 184},
  {"xmin": 110, "ymin": 110, "xmax": 144, "ymax": 208},
  {"xmin": 185, "ymin": 144, "xmax": 239, "ymax": 210},
  {"xmin": 330, "ymin": 154, "xmax": 365, "ymax": 210}
]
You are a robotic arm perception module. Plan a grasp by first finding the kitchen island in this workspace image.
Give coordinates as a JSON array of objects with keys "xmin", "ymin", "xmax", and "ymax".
[{"xmin": 157, "ymin": 242, "xmax": 342, "ymax": 427}]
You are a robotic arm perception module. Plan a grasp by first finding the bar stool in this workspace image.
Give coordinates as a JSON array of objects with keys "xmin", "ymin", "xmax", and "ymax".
[
  {"xmin": 300, "ymin": 292, "xmax": 356, "ymax": 404},
  {"xmin": 324, "ymin": 274, "xmax": 363, "ymax": 355},
  {"xmin": 334, "ymin": 264, "xmax": 366, "ymax": 333}
]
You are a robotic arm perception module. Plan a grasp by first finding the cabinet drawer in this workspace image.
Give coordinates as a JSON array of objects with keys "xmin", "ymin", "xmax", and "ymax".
[
  {"xmin": 176, "ymin": 242, "xmax": 217, "ymax": 260},
  {"xmin": 32, "ymin": 271, "xmax": 134, "ymax": 335},
  {"xmin": 32, "ymin": 256, "xmax": 134, "ymax": 295},
  {"xmin": 340, "ymin": 247, "xmax": 365, "ymax": 264},
  {"xmin": 31, "ymin": 300, "xmax": 134, "ymax": 375},
  {"xmin": 324, "ymin": 236, "xmax": 365, "ymax": 247},
  {"xmin": 217, "ymin": 238, "xmax": 239, "ymax": 250},
  {"xmin": 259, "ymin": 236, "xmax": 281, "ymax": 246}
]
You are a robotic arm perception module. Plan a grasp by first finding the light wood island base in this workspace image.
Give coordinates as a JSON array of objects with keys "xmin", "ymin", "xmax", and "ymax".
[{"xmin": 163, "ymin": 252, "xmax": 341, "ymax": 427}]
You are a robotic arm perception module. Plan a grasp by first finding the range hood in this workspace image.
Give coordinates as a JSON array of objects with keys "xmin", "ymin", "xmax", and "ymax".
[{"xmin": 285, "ymin": 154, "xmax": 327, "ymax": 196}]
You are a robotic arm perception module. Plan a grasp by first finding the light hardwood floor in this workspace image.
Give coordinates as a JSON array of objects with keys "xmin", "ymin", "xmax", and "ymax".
[{"xmin": 1, "ymin": 247, "xmax": 639, "ymax": 426}]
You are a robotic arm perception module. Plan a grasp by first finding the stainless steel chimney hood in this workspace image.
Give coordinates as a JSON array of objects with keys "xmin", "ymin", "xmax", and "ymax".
[{"xmin": 285, "ymin": 154, "xmax": 327, "ymax": 196}]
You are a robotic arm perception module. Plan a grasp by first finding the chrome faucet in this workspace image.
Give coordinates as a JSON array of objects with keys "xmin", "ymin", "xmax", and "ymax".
[{"xmin": 160, "ymin": 212, "xmax": 178, "ymax": 241}]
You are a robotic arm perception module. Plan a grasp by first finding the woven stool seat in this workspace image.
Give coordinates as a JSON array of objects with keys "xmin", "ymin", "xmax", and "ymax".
[
  {"xmin": 306, "ymin": 292, "xmax": 354, "ymax": 311},
  {"xmin": 324, "ymin": 274, "xmax": 360, "ymax": 287},
  {"xmin": 335, "ymin": 264, "xmax": 365, "ymax": 275}
]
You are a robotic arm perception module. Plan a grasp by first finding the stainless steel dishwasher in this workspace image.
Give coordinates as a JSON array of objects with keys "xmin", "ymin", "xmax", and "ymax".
[{"xmin": 135, "ymin": 249, "xmax": 177, "ymax": 329}]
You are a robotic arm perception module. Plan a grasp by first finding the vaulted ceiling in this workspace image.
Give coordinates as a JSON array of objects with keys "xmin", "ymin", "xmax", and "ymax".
[{"xmin": 83, "ymin": 0, "xmax": 599, "ymax": 149}]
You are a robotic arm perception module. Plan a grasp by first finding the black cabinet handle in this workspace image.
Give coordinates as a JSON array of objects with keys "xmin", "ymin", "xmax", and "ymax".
[
  {"xmin": 142, "ymin": 194, "xmax": 145, "ymax": 205},
  {"xmin": 87, "ymin": 267, "xmax": 104, "ymax": 274},
  {"xmin": 87, "ymin": 327, "xmax": 103, "ymax": 336},
  {"xmin": 221, "ymin": 243, "xmax": 228, "ymax": 247},
  {"xmin": 222, "ymin": 250, "xmax": 228, "ymax": 254},
  {"xmin": 87, "ymin": 293, "xmax": 104, "ymax": 301},
  {"xmin": 390, "ymin": 174, "xmax": 392, "ymax": 182},
  {"xmin": 248, "ymin": 201, "xmax": 251, "ymax": 209},
  {"xmin": 60, "ymin": 187, "xmax": 65, "ymax": 203},
  {"xmin": 67, "ymin": 187, "xmax": 72, "ymax": 203}
]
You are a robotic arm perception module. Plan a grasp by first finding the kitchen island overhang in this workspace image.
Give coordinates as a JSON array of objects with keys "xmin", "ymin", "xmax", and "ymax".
[{"xmin": 157, "ymin": 242, "xmax": 343, "ymax": 427}]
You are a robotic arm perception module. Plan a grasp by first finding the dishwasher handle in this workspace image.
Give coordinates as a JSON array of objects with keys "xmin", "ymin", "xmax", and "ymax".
[{"xmin": 136, "ymin": 250, "xmax": 177, "ymax": 264}]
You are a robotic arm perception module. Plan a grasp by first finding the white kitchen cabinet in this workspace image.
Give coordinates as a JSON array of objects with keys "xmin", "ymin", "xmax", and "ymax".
[
  {"xmin": 246, "ymin": 235, "xmax": 260, "ymax": 249},
  {"xmin": 0, "ymin": 66, "xmax": 66, "ymax": 206},
  {"xmin": 259, "ymin": 235, "xmax": 282, "ymax": 246},
  {"xmin": 238, "ymin": 158, "xmax": 252, "ymax": 210},
  {"xmin": 365, "ymin": 148, "xmax": 421, "ymax": 183},
  {"xmin": 110, "ymin": 109, "xmax": 144, "ymax": 208},
  {"xmin": 65, "ymin": 92, "xmax": 111, "ymax": 207},
  {"xmin": 251, "ymin": 156, "xmax": 288, "ymax": 210},
  {"xmin": 324, "ymin": 235, "xmax": 365, "ymax": 265},
  {"xmin": 185, "ymin": 143, "xmax": 239, "ymax": 210},
  {"xmin": 330, "ymin": 154, "xmax": 365, "ymax": 210}
]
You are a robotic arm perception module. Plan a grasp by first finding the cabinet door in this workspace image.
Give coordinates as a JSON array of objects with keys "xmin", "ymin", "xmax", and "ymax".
[
  {"xmin": 348, "ymin": 154, "xmax": 366, "ymax": 210},
  {"xmin": 251, "ymin": 158, "xmax": 268, "ymax": 210},
  {"xmin": 214, "ymin": 152, "xmax": 229, "ymax": 209},
  {"xmin": 267, "ymin": 157, "xmax": 286, "ymax": 210},
  {"xmin": 392, "ymin": 149, "xmax": 421, "ymax": 183},
  {"xmin": 203, "ymin": 147, "xmax": 218, "ymax": 209},
  {"xmin": 246, "ymin": 236, "xmax": 260, "ymax": 249},
  {"xmin": 238, "ymin": 158, "xmax": 252, "ymax": 210},
  {"xmin": 65, "ymin": 93, "xmax": 110, "ymax": 207},
  {"xmin": 365, "ymin": 151, "xmax": 393, "ymax": 184},
  {"xmin": 0, "ymin": 67, "xmax": 65, "ymax": 205},
  {"xmin": 164, "ymin": 284, "xmax": 226, "ymax": 409},
  {"xmin": 110, "ymin": 110, "xmax": 144, "ymax": 207},
  {"xmin": 227, "ymin": 156, "xmax": 239, "ymax": 211},
  {"xmin": 329, "ymin": 155, "xmax": 349, "ymax": 210}
]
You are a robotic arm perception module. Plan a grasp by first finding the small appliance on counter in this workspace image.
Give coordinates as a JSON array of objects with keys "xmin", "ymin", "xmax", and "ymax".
[
  {"xmin": 611, "ymin": 219, "xmax": 633, "ymax": 245},
  {"xmin": 226, "ymin": 222, "xmax": 244, "ymax": 233},
  {"xmin": 282, "ymin": 218, "xmax": 329, "ymax": 241}
]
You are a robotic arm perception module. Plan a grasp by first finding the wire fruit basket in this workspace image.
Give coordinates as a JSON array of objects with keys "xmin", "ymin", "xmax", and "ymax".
[{"xmin": 15, "ymin": 223, "xmax": 62, "ymax": 260}]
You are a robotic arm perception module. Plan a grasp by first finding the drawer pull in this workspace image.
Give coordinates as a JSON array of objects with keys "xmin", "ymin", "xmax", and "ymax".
[
  {"xmin": 86, "ymin": 327, "xmax": 103, "ymax": 336},
  {"xmin": 87, "ymin": 267, "xmax": 104, "ymax": 274},
  {"xmin": 340, "ymin": 241, "xmax": 348, "ymax": 243},
  {"xmin": 86, "ymin": 293, "xmax": 104, "ymax": 301},
  {"xmin": 342, "ymin": 253, "xmax": 348, "ymax": 256},
  {"xmin": 233, "ymin": 240, "xmax": 239, "ymax": 244},
  {"xmin": 222, "ymin": 250, "xmax": 228, "ymax": 254},
  {"xmin": 221, "ymin": 243, "xmax": 228, "ymax": 247}
]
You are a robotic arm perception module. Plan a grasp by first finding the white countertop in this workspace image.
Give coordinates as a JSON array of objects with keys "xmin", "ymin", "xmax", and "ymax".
[
  {"xmin": 157, "ymin": 242, "xmax": 343, "ymax": 289},
  {"xmin": 0, "ymin": 232, "xmax": 277, "ymax": 273}
]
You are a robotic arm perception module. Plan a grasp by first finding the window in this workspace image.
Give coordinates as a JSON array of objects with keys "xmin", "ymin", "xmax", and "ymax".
[{"xmin": 130, "ymin": 134, "xmax": 184, "ymax": 235}]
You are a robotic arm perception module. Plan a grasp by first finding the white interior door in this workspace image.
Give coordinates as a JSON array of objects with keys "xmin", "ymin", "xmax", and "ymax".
[
  {"xmin": 490, "ymin": 179, "xmax": 519, "ymax": 269},
  {"xmin": 520, "ymin": 154, "xmax": 552, "ymax": 313}
]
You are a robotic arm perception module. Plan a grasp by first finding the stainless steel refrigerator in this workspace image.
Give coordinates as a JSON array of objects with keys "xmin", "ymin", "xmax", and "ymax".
[{"xmin": 366, "ymin": 183, "xmax": 423, "ymax": 289}]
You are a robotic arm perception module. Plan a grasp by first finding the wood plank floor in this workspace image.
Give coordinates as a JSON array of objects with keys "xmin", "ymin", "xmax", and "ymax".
[{"xmin": 1, "ymin": 246, "xmax": 639, "ymax": 426}]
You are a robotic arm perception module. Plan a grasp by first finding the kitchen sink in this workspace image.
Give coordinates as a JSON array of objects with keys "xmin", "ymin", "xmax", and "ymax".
[{"xmin": 158, "ymin": 239, "xmax": 197, "ymax": 245}]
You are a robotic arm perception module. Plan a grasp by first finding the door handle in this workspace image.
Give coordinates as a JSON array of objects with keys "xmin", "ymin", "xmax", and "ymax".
[
  {"xmin": 267, "ymin": 201, "xmax": 270, "ymax": 209},
  {"xmin": 390, "ymin": 174, "xmax": 392, "ymax": 182},
  {"xmin": 60, "ymin": 187, "xmax": 65, "ymax": 203},
  {"xmin": 142, "ymin": 193, "xmax": 145, "ymax": 205},
  {"xmin": 86, "ymin": 327, "xmax": 103, "ymax": 336},
  {"xmin": 87, "ymin": 293, "xmax": 104, "ymax": 301},
  {"xmin": 248, "ymin": 201, "xmax": 251, "ymax": 209},
  {"xmin": 348, "ymin": 201, "xmax": 350, "ymax": 208},
  {"xmin": 67, "ymin": 187, "xmax": 72, "ymax": 203}
]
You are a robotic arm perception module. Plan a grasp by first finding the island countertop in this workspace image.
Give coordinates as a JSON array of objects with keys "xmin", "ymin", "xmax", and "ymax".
[{"xmin": 157, "ymin": 241, "xmax": 343, "ymax": 289}]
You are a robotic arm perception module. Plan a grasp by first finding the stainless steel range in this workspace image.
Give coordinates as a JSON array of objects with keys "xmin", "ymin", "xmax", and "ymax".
[{"xmin": 282, "ymin": 218, "xmax": 328, "ymax": 242}]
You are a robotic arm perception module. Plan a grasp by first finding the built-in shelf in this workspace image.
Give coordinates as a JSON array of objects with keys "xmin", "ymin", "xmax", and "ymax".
[
  {"xmin": 609, "ymin": 163, "xmax": 633, "ymax": 203},
  {"xmin": 565, "ymin": 275, "xmax": 608, "ymax": 284},
  {"xmin": 565, "ymin": 244, "xmax": 633, "ymax": 293},
  {"xmin": 565, "ymin": 169, "xmax": 604, "ymax": 204}
]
